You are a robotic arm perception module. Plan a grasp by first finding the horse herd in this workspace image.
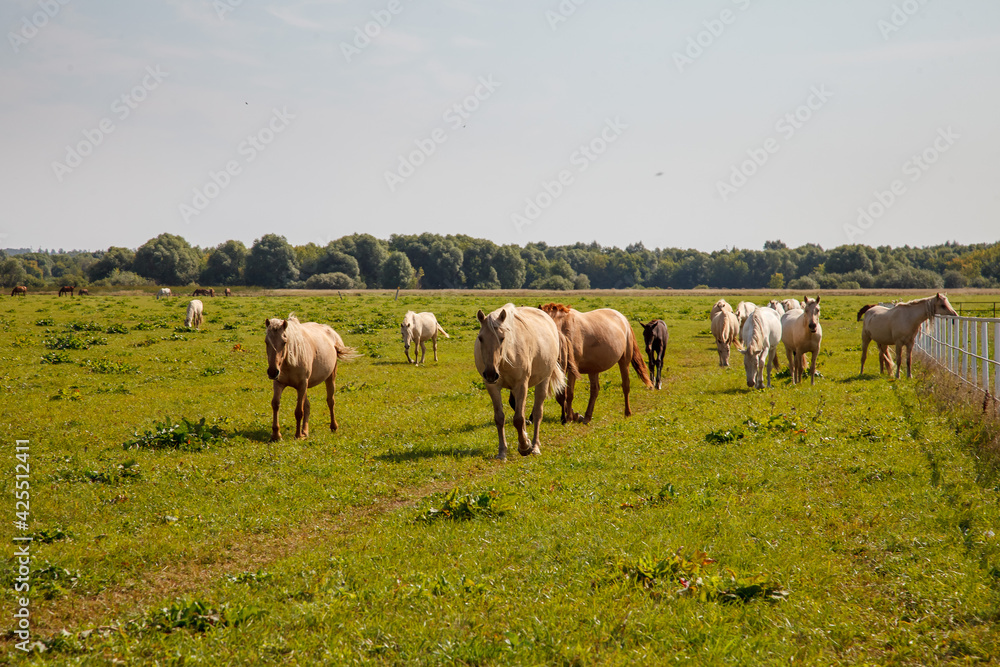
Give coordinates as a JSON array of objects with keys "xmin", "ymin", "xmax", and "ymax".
[{"xmin": 259, "ymin": 293, "xmax": 956, "ymax": 461}]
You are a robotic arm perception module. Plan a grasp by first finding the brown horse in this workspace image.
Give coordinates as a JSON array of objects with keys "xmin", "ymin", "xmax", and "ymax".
[
  {"xmin": 225, "ymin": 288, "xmax": 232, "ymax": 297},
  {"xmin": 192, "ymin": 288, "xmax": 214, "ymax": 297},
  {"xmin": 77, "ymin": 289, "xmax": 89, "ymax": 296},
  {"xmin": 540, "ymin": 303, "xmax": 652, "ymax": 424},
  {"xmin": 860, "ymin": 293, "xmax": 957, "ymax": 378},
  {"xmin": 264, "ymin": 315, "xmax": 358, "ymax": 440},
  {"xmin": 58, "ymin": 285, "xmax": 75, "ymax": 297},
  {"xmin": 10, "ymin": 286, "xmax": 26, "ymax": 297},
  {"xmin": 639, "ymin": 319, "xmax": 669, "ymax": 390}
]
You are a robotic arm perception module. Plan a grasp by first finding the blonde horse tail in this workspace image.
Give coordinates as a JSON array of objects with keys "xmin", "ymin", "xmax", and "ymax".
[
  {"xmin": 558, "ymin": 331, "xmax": 579, "ymax": 383},
  {"xmin": 437, "ymin": 323, "xmax": 450, "ymax": 338},
  {"xmin": 335, "ymin": 343, "xmax": 360, "ymax": 361},
  {"xmin": 628, "ymin": 327, "xmax": 654, "ymax": 388},
  {"xmin": 548, "ymin": 358, "xmax": 567, "ymax": 398}
]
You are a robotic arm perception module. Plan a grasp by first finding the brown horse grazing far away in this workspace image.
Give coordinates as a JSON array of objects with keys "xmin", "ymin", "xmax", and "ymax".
[
  {"xmin": 640, "ymin": 319, "xmax": 669, "ymax": 390},
  {"xmin": 860, "ymin": 293, "xmax": 958, "ymax": 379},
  {"xmin": 58, "ymin": 285, "xmax": 75, "ymax": 297},
  {"xmin": 192, "ymin": 288, "xmax": 214, "ymax": 297},
  {"xmin": 540, "ymin": 303, "xmax": 653, "ymax": 424},
  {"xmin": 10, "ymin": 286, "xmax": 26, "ymax": 297},
  {"xmin": 225, "ymin": 288, "xmax": 231, "ymax": 297},
  {"xmin": 77, "ymin": 289, "xmax": 89, "ymax": 296},
  {"xmin": 264, "ymin": 315, "xmax": 358, "ymax": 441}
]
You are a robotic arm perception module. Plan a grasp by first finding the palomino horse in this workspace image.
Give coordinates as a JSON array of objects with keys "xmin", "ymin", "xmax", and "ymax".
[
  {"xmin": 224, "ymin": 288, "xmax": 231, "ymax": 297},
  {"xmin": 400, "ymin": 311, "xmax": 450, "ymax": 364},
  {"xmin": 767, "ymin": 300, "xmax": 785, "ymax": 315},
  {"xmin": 541, "ymin": 303, "xmax": 652, "ymax": 424},
  {"xmin": 10, "ymin": 286, "xmax": 26, "ymax": 297},
  {"xmin": 780, "ymin": 297, "xmax": 823, "ymax": 385},
  {"xmin": 735, "ymin": 301, "xmax": 756, "ymax": 328},
  {"xmin": 639, "ymin": 319, "xmax": 669, "ymax": 390},
  {"xmin": 156, "ymin": 288, "xmax": 171, "ymax": 299},
  {"xmin": 265, "ymin": 315, "xmax": 358, "ymax": 440},
  {"xmin": 185, "ymin": 300, "xmax": 204, "ymax": 329},
  {"xmin": 58, "ymin": 285, "xmax": 75, "ymax": 297},
  {"xmin": 740, "ymin": 307, "xmax": 782, "ymax": 389},
  {"xmin": 860, "ymin": 293, "xmax": 957, "ymax": 378},
  {"xmin": 475, "ymin": 304, "xmax": 566, "ymax": 459},
  {"xmin": 710, "ymin": 299, "xmax": 741, "ymax": 368},
  {"xmin": 857, "ymin": 305, "xmax": 893, "ymax": 374}
]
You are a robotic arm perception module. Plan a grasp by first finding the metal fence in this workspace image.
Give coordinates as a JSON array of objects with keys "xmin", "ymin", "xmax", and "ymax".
[{"xmin": 915, "ymin": 315, "xmax": 1000, "ymax": 398}]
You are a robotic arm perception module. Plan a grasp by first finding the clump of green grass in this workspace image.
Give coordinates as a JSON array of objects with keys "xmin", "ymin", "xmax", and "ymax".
[
  {"xmin": 41, "ymin": 351, "xmax": 72, "ymax": 364},
  {"xmin": 705, "ymin": 427, "xmax": 744, "ymax": 444},
  {"xmin": 621, "ymin": 483, "xmax": 677, "ymax": 509},
  {"xmin": 407, "ymin": 573, "xmax": 492, "ymax": 598},
  {"xmin": 201, "ymin": 366, "xmax": 225, "ymax": 376},
  {"xmin": 33, "ymin": 561, "xmax": 81, "ymax": 600},
  {"xmin": 124, "ymin": 418, "xmax": 227, "ymax": 452},
  {"xmin": 35, "ymin": 318, "xmax": 54, "ymax": 326},
  {"xmin": 416, "ymin": 489, "xmax": 512, "ymax": 522},
  {"xmin": 44, "ymin": 333, "xmax": 90, "ymax": 350},
  {"xmin": 81, "ymin": 359, "xmax": 138, "ymax": 374},
  {"xmin": 226, "ymin": 570, "xmax": 273, "ymax": 586},
  {"xmin": 105, "ymin": 323, "xmax": 129, "ymax": 334},
  {"xmin": 67, "ymin": 321, "xmax": 103, "ymax": 332},
  {"xmin": 31, "ymin": 527, "xmax": 73, "ymax": 544},
  {"xmin": 138, "ymin": 598, "xmax": 266, "ymax": 634},
  {"xmin": 606, "ymin": 550, "xmax": 789, "ymax": 604}
]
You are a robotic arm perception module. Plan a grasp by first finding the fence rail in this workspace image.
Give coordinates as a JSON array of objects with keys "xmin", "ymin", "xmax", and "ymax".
[{"xmin": 915, "ymin": 315, "xmax": 1000, "ymax": 398}]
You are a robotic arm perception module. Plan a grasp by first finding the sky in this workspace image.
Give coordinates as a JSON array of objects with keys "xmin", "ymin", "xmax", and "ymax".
[{"xmin": 1, "ymin": 0, "xmax": 999, "ymax": 254}]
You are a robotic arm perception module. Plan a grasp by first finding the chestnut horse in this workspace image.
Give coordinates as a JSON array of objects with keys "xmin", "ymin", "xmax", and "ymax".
[
  {"xmin": 264, "ymin": 315, "xmax": 358, "ymax": 440},
  {"xmin": 192, "ymin": 288, "xmax": 214, "ymax": 297},
  {"xmin": 10, "ymin": 286, "xmax": 26, "ymax": 297},
  {"xmin": 58, "ymin": 285, "xmax": 75, "ymax": 297},
  {"xmin": 639, "ymin": 319, "xmax": 669, "ymax": 390},
  {"xmin": 860, "ymin": 293, "xmax": 957, "ymax": 378},
  {"xmin": 540, "ymin": 303, "xmax": 652, "ymax": 424}
]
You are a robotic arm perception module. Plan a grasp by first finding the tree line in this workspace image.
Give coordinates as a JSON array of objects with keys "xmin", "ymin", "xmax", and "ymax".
[{"xmin": 2, "ymin": 233, "xmax": 999, "ymax": 291}]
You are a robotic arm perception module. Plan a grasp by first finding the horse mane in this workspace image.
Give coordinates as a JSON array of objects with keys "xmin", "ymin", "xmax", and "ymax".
[
  {"xmin": 857, "ymin": 304, "xmax": 876, "ymax": 321},
  {"xmin": 540, "ymin": 302, "xmax": 572, "ymax": 315},
  {"xmin": 712, "ymin": 299, "xmax": 731, "ymax": 315},
  {"xmin": 280, "ymin": 314, "xmax": 306, "ymax": 367},
  {"xmin": 747, "ymin": 309, "xmax": 766, "ymax": 355}
]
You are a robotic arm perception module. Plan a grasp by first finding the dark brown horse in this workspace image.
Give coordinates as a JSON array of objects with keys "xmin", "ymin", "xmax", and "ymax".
[
  {"xmin": 58, "ymin": 285, "xmax": 75, "ymax": 297},
  {"xmin": 10, "ymin": 286, "xmax": 26, "ymax": 297},
  {"xmin": 192, "ymin": 288, "xmax": 214, "ymax": 297},
  {"xmin": 640, "ymin": 319, "xmax": 669, "ymax": 390},
  {"xmin": 540, "ymin": 303, "xmax": 652, "ymax": 424}
]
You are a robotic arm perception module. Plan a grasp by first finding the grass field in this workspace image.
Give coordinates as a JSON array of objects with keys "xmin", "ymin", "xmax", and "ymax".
[{"xmin": 2, "ymin": 290, "xmax": 999, "ymax": 665}]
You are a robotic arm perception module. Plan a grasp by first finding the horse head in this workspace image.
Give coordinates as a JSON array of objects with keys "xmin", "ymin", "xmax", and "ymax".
[
  {"xmin": 264, "ymin": 318, "xmax": 289, "ymax": 380},
  {"xmin": 476, "ymin": 307, "xmax": 509, "ymax": 384},
  {"xmin": 803, "ymin": 296, "xmax": 821, "ymax": 333},
  {"xmin": 400, "ymin": 313, "xmax": 414, "ymax": 351},
  {"xmin": 934, "ymin": 292, "xmax": 958, "ymax": 317}
]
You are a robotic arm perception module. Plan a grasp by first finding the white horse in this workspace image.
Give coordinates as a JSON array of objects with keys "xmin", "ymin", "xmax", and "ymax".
[
  {"xmin": 781, "ymin": 298, "xmax": 801, "ymax": 312},
  {"xmin": 860, "ymin": 293, "xmax": 957, "ymax": 378},
  {"xmin": 740, "ymin": 307, "xmax": 782, "ymax": 389},
  {"xmin": 781, "ymin": 297, "xmax": 823, "ymax": 385},
  {"xmin": 735, "ymin": 301, "xmax": 756, "ymax": 328},
  {"xmin": 710, "ymin": 299, "xmax": 741, "ymax": 368},
  {"xmin": 767, "ymin": 300, "xmax": 785, "ymax": 316},
  {"xmin": 400, "ymin": 311, "xmax": 450, "ymax": 364},
  {"xmin": 475, "ymin": 304, "xmax": 566, "ymax": 460},
  {"xmin": 185, "ymin": 299, "xmax": 204, "ymax": 329},
  {"xmin": 156, "ymin": 288, "xmax": 171, "ymax": 300}
]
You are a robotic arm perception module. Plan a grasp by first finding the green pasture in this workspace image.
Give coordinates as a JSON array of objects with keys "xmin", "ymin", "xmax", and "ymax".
[{"xmin": 1, "ymin": 291, "xmax": 999, "ymax": 665}]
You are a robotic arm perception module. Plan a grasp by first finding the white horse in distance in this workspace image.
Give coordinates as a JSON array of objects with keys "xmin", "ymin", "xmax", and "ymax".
[
  {"xmin": 157, "ymin": 288, "xmax": 171, "ymax": 299},
  {"xmin": 781, "ymin": 298, "xmax": 801, "ymax": 312},
  {"xmin": 185, "ymin": 299, "xmax": 203, "ymax": 329},
  {"xmin": 400, "ymin": 311, "xmax": 450, "ymax": 364}
]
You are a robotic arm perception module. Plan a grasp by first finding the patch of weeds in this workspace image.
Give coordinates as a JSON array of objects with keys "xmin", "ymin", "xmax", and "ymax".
[
  {"xmin": 705, "ymin": 427, "xmax": 744, "ymax": 444},
  {"xmin": 134, "ymin": 320, "xmax": 168, "ymax": 331},
  {"xmin": 31, "ymin": 527, "xmax": 73, "ymax": 544},
  {"xmin": 35, "ymin": 318, "xmax": 54, "ymax": 326},
  {"xmin": 41, "ymin": 352, "xmax": 72, "ymax": 365},
  {"xmin": 96, "ymin": 383, "xmax": 132, "ymax": 395},
  {"xmin": 51, "ymin": 387, "xmax": 82, "ymax": 400},
  {"xmin": 66, "ymin": 321, "xmax": 103, "ymax": 332},
  {"xmin": 361, "ymin": 339, "xmax": 384, "ymax": 359},
  {"xmin": 163, "ymin": 333, "xmax": 188, "ymax": 341},
  {"xmin": 81, "ymin": 359, "xmax": 138, "ymax": 374},
  {"xmin": 226, "ymin": 570, "xmax": 273, "ymax": 586},
  {"xmin": 202, "ymin": 366, "xmax": 226, "ymax": 376},
  {"xmin": 222, "ymin": 323, "xmax": 239, "ymax": 330},
  {"xmin": 622, "ymin": 483, "xmax": 678, "ymax": 509},
  {"xmin": 348, "ymin": 313, "xmax": 396, "ymax": 335},
  {"xmin": 34, "ymin": 562, "xmax": 81, "ymax": 600},
  {"xmin": 43, "ymin": 333, "xmax": 89, "ymax": 350},
  {"xmin": 105, "ymin": 323, "xmax": 129, "ymax": 334},
  {"xmin": 605, "ymin": 550, "xmax": 789, "ymax": 604},
  {"xmin": 139, "ymin": 598, "xmax": 266, "ymax": 634},
  {"xmin": 85, "ymin": 336, "xmax": 108, "ymax": 346},
  {"xmin": 861, "ymin": 468, "xmax": 894, "ymax": 484},
  {"xmin": 407, "ymin": 573, "xmax": 492, "ymax": 598},
  {"xmin": 853, "ymin": 419, "xmax": 891, "ymax": 442},
  {"xmin": 416, "ymin": 489, "xmax": 512, "ymax": 523},
  {"xmin": 124, "ymin": 417, "xmax": 227, "ymax": 452},
  {"xmin": 10, "ymin": 334, "xmax": 32, "ymax": 348},
  {"xmin": 773, "ymin": 367, "xmax": 792, "ymax": 379},
  {"xmin": 133, "ymin": 336, "xmax": 158, "ymax": 348}
]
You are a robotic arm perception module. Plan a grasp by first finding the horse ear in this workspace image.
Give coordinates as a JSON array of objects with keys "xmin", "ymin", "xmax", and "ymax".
[
  {"xmin": 815, "ymin": 296, "xmax": 820, "ymax": 304},
  {"xmin": 281, "ymin": 320, "xmax": 288, "ymax": 331},
  {"xmin": 477, "ymin": 309, "xmax": 486, "ymax": 323},
  {"xmin": 497, "ymin": 308, "xmax": 507, "ymax": 323},
  {"xmin": 264, "ymin": 318, "xmax": 270, "ymax": 329}
]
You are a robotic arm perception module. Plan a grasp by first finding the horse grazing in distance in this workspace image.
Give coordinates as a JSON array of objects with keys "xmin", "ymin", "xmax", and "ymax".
[
  {"xmin": 541, "ymin": 303, "xmax": 652, "ymax": 424},
  {"xmin": 185, "ymin": 299, "xmax": 204, "ymax": 329},
  {"xmin": 265, "ymin": 315, "xmax": 358, "ymax": 440},
  {"xmin": 740, "ymin": 307, "xmax": 782, "ymax": 389},
  {"xmin": 156, "ymin": 288, "xmax": 171, "ymax": 299},
  {"xmin": 10, "ymin": 286, "xmax": 26, "ymax": 297},
  {"xmin": 475, "ymin": 304, "xmax": 566, "ymax": 459},
  {"xmin": 192, "ymin": 288, "xmax": 214, "ymax": 297},
  {"xmin": 58, "ymin": 285, "xmax": 75, "ymax": 297},
  {"xmin": 735, "ymin": 301, "xmax": 756, "ymax": 328},
  {"xmin": 710, "ymin": 299, "xmax": 741, "ymax": 368},
  {"xmin": 860, "ymin": 293, "xmax": 957, "ymax": 379},
  {"xmin": 781, "ymin": 298, "xmax": 801, "ymax": 312},
  {"xmin": 77, "ymin": 289, "xmax": 89, "ymax": 296},
  {"xmin": 224, "ymin": 288, "xmax": 231, "ymax": 297},
  {"xmin": 400, "ymin": 311, "xmax": 450, "ymax": 364},
  {"xmin": 780, "ymin": 297, "xmax": 823, "ymax": 385},
  {"xmin": 639, "ymin": 319, "xmax": 669, "ymax": 390}
]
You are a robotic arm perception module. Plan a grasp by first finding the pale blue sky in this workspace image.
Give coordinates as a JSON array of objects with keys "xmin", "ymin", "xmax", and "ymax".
[{"xmin": 2, "ymin": 0, "xmax": 998, "ymax": 252}]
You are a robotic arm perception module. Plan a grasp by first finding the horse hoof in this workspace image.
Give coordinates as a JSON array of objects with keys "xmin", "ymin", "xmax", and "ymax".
[{"xmin": 494, "ymin": 453, "xmax": 507, "ymax": 461}]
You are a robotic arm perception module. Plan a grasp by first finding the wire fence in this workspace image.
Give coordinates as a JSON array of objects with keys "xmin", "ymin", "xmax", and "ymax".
[{"xmin": 915, "ymin": 315, "xmax": 1000, "ymax": 401}]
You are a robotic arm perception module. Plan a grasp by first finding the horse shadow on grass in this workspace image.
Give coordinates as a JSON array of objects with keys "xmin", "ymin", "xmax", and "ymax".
[
  {"xmin": 232, "ymin": 427, "xmax": 274, "ymax": 443},
  {"xmin": 375, "ymin": 444, "xmax": 486, "ymax": 463},
  {"xmin": 839, "ymin": 374, "xmax": 886, "ymax": 384}
]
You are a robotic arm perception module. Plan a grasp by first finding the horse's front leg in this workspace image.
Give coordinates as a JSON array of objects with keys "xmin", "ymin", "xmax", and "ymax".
[
  {"xmin": 418, "ymin": 340, "xmax": 427, "ymax": 365},
  {"xmin": 619, "ymin": 357, "xmax": 632, "ymax": 418},
  {"xmin": 293, "ymin": 384, "xmax": 309, "ymax": 439},
  {"xmin": 904, "ymin": 343, "xmax": 913, "ymax": 379},
  {"xmin": 270, "ymin": 382, "xmax": 284, "ymax": 441},
  {"xmin": 581, "ymin": 372, "xmax": 600, "ymax": 424},
  {"xmin": 485, "ymin": 383, "xmax": 508, "ymax": 460},
  {"xmin": 809, "ymin": 349, "xmax": 818, "ymax": 385},
  {"xmin": 325, "ymin": 374, "xmax": 338, "ymax": 432},
  {"xmin": 894, "ymin": 343, "xmax": 904, "ymax": 379},
  {"xmin": 511, "ymin": 382, "xmax": 534, "ymax": 456},
  {"xmin": 860, "ymin": 334, "xmax": 871, "ymax": 375}
]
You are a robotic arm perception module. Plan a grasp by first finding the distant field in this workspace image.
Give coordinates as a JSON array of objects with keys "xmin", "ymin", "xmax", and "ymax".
[{"xmin": 2, "ymin": 291, "xmax": 999, "ymax": 664}]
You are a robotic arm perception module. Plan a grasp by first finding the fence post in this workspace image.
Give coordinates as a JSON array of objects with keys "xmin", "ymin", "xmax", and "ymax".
[
  {"xmin": 995, "ymin": 321, "xmax": 1000, "ymax": 398},
  {"xmin": 972, "ymin": 321, "xmax": 978, "ymax": 386},
  {"xmin": 982, "ymin": 321, "xmax": 989, "ymax": 392}
]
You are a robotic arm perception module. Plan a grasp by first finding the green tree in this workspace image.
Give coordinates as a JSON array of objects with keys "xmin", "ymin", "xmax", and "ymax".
[
  {"xmin": 201, "ymin": 240, "xmax": 247, "ymax": 285},
  {"xmin": 380, "ymin": 251, "xmax": 415, "ymax": 289},
  {"xmin": 0, "ymin": 258, "xmax": 27, "ymax": 287},
  {"xmin": 768, "ymin": 272, "xmax": 785, "ymax": 290},
  {"xmin": 494, "ymin": 245, "xmax": 526, "ymax": 289},
  {"xmin": 133, "ymin": 234, "xmax": 200, "ymax": 285},
  {"xmin": 331, "ymin": 234, "xmax": 388, "ymax": 287},
  {"xmin": 245, "ymin": 234, "xmax": 299, "ymax": 287},
  {"xmin": 88, "ymin": 247, "xmax": 135, "ymax": 281}
]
